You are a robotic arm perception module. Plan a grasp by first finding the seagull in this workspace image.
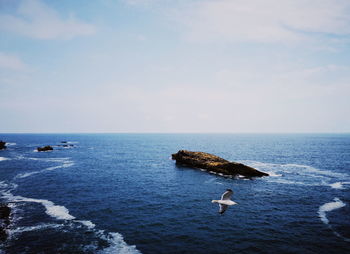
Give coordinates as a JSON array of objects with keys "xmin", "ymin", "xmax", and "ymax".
[{"xmin": 211, "ymin": 189, "xmax": 237, "ymax": 214}]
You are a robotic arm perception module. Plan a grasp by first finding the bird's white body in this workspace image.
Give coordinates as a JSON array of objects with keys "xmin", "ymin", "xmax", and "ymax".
[
  {"xmin": 212, "ymin": 189, "xmax": 237, "ymax": 214},
  {"xmin": 211, "ymin": 200, "xmax": 237, "ymax": 206}
]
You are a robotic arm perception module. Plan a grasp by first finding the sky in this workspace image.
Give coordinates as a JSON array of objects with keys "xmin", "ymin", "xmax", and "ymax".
[{"xmin": 0, "ymin": 0, "xmax": 350, "ymax": 133}]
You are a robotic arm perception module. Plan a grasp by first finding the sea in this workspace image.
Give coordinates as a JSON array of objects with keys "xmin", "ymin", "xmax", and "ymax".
[{"xmin": 0, "ymin": 133, "xmax": 349, "ymax": 254}]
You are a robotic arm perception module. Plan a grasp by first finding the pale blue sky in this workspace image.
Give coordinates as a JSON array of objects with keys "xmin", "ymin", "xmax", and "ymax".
[{"xmin": 1, "ymin": 0, "xmax": 350, "ymax": 133}]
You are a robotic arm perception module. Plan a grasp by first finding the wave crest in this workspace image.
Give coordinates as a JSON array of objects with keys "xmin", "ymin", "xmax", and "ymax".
[{"xmin": 318, "ymin": 198, "xmax": 350, "ymax": 242}]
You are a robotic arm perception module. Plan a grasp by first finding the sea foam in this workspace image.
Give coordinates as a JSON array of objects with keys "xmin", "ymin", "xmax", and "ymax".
[
  {"xmin": 76, "ymin": 220, "xmax": 96, "ymax": 229},
  {"xmin": 329, "ymin": 182, "xmax": 350, "ymax": 190},
  {"xmin": 242, "ymin": 160, "xmax": 350, "ymax": 188},
  {"xmin": 318, "ymin": 198, "xmax": 350, "ymax": 242},
  {"xmin": 3, "ymin": 191, "xmax": 141, "ymax": 253},
  {"xmin": 2, "ymin": 152, "xmax": 140, "ymax": 253},
  {"xmin": 9, "ymin": 223, "xmax": 63, "ymax": 235},
  {"xmin": 4, "ymin": 193, "xmax": 75, "ymax": 221},
  {"xmin": 318, "ymin": 198, "xmax": 345, "ymax": 224},
  {"xmin": 15, "ymin": 160, "xmax": 74, "ymax": 179},
  {"xmin": 98, "ymin": 232, "xmax": 141, "ymax": 254}
]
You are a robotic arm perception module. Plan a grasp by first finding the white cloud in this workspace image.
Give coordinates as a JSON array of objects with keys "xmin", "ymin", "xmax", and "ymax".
[
  {"xmin": 176, "ymin": 0, "xmax": 350, "ymax": 44},
  {"xmin": 0, "ymin": 0, "xmax": 95, "ymax": 40},
  {"xmin": 123, "ymin": 0, "xmax": 153, "ymax": 5},
  {"xmin": 0, "ymin": 52, "xmax": 27, "ymax": 71},
  {"xmin": 123, "ymin": 0, "xmax": 170, "ymax": 6},
  {"xmin": 216, "ymin": 63, "xmax": 350, "ymax": 91}
]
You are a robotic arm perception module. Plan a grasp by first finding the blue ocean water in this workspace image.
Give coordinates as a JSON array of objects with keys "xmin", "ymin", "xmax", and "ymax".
[{"xmin": 0, "ymin": 134, "xmax": 349, "ymax": 253}]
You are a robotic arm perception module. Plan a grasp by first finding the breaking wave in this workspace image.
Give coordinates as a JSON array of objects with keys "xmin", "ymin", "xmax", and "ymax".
[
  {"xmin": 329, "ymin": 182, "xmax": 350, "ymax": 190},
  {"xmin": 0, "ymin": 157, "xmax": 10, "ymax": 162},
  {"xmin": 0, "ymin": 155, "xmax": 141, "ymax": 253},
  {"xmin": 3, "ymin": 193, "xmax": 75, "ymax": 221},
  {"xmin": 241, "ymin": 160, "xmax": 350, "ymax": 188},
  {"xmin": 9, "ymin": 223, "xmax": 64, "ymax": 235},
  {"xmin": 2, "ymin": 192, "xmax": 141, "ymax": 253},
  {"xmin": 318, "ymin": 198, "xmax": 350, "ymax": 242},
  {"xmin": 14, "ymin": 157, "xmax": 74, "ymax": 179},
  {"xmin": 15, "ymin": 161, "xmax": 74, "ymax": 179},
  {"xmin": 97, "ymin": 232, "xmax": 141, "ymax": 254}
]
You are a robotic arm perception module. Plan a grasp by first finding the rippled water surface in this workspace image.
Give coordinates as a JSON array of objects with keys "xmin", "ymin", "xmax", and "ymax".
[{"xmin": 0, "ymin": 134, "xmax": 350, "ymax": 253}]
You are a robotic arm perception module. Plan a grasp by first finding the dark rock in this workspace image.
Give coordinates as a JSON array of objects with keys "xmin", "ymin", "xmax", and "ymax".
[
  {"xmin": 172, "ymin": 150, "xmax": 269, "ymax": 178},
  {"xmin": 0, "ymin": 203, "xmax": 11, "ymax": 241},
  {"xmin": 0, "ymin": 141, "xmax": 6, "ymax": 150},
  {"xmin": 37, "ymin": 145, "xmax": 53, "ymax": 152}
]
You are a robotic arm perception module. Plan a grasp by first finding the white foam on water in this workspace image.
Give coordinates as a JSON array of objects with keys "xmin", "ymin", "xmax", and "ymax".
[
  {"xmin": 330, "ymin": 182, "xmax": 343, "ymax": 189},
  {"xmin": 15, "ymin": 171, "xmax": 40, "ymax": 178},
  {"xmin": 25, "ymin": 157, "xmax": 69, "ymax": 162},
  {"xmin": 329, "ymin": 182, "xmax": 350, "ymax": 190},
  {"xmin": 15, "ymin": 160, "xmax": 74, "ymax": 179},
  {"xmin": 1, "ymin": 166, "xmax": 140, "ymax": 254},
  {"xmin": 241, "ymin": 160, "xmax": 284, "ymax": 178},
  {"xmin": 2, "ymin": 190, "xmax": 141, "ymax": 253},
  {"xmin": 46, "ymin": 161, "xmax": 74, "ymax": 171},
  {"xmin": 243, "ymin": 160, "xmax": 348, "ymax": 178},
  {"xmin": 236, "ymin": 174, "xmax": 247, "ymax": 179},
  {"xmin": 318, "ymin": 198, "xmax": 345, "ymax": 224},
  {"xmin": 62, "ymin": 146, "xmax": 74, "ymax": 149},
  {"xmin": 242, "ymin": 160, "xmax": 350, "ymax": 188},
  {"xmin": 5, "ymin": 143, "xmax": 16, "ymax": 146},
  {"xmin": 98, "ymin": 232, "xmax": 141, "ymax": 254},
  {"xmin": 4, "ymin": 193, "xmax": 75, "ymax": 221},
  {"xmin": 76, "ymin": 220, "xmax": 96, "ymax": 229},
  {"xmin": 265, "ymin": 171, "xmax": 282, "ymax": 177},
  {"xmin": 0, "ymin": 157, "xmax": 10, "ymax": 161},
  {"xmin": 0, "ymin": 181, "xmax": 18, "ymax": 192},
  {"xmin": 8, "ymin": 223, "xmax": 63, "ymax": 235},
  {"xmin": 283, "ymin": 163, "xmax": 347, "ymax": 178},
  {"xmin": 267, "ymin": 178, "xmax": 321, "ymax": 186},
  {"xmin": 0, "ymin": 181, "xmax": 9, "ymax": 188},
  {"xmin": 45, "ymin": 203, "xmax": 75, "ymax": 220},
  {"xmin": 318, "ymin": 198, "xmax": 350, "ymax": 242}
]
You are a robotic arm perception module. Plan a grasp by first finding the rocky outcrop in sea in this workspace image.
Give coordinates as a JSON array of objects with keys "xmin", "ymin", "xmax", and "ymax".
[
  {"xmin": 0, "ymin": 203, "xmax": 11, "ymax": 241},
  {"xmin": 172, "ymin": 150, "xmax": 269, "ymax": 178},
  {"xmin": 0, "ymin": 141, "xmax": 6, "ymax": 150},
  {"xmin": 37, "ymin": 145, "xmax": 53, "ymax": 152}
]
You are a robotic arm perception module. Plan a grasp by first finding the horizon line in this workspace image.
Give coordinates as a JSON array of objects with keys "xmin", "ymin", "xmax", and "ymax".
[{"xmin": 1, "ymin": 132, "xmax": 349, "ymax": 135}]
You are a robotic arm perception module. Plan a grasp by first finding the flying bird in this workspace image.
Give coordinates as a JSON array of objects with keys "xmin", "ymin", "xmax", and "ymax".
[{"xmin": 212, "ymin": 189, "xmax": 237, "ymax": 214}]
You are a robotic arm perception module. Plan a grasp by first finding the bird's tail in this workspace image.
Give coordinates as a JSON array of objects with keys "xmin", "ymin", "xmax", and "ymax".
[{"xmin": 211, "ymin": 200, "xmax": 218, "ymax": 203}]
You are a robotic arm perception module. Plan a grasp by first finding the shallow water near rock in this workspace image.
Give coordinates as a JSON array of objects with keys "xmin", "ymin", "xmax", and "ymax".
[{"xmin": 0, "ymin": 133, "xmax": 349, "ymax": 253}]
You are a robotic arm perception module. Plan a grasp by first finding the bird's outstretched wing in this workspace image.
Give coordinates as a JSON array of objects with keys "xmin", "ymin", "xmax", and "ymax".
[
  {"xmin": 219, "ymin": 204, "xmax": 228, "ymax": 214},
  {"xmin": 221, "ymin": 189, "xmax": 233, "ymax": 200}
]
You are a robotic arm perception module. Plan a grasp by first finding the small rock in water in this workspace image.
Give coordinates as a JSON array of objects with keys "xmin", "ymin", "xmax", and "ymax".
[
  {"xmin": 37, "ymin": 145, "xmax": 53, "ymax": 152},
  {"xmin": 0, "ymin": 141, "xmax": 6, "ymax": 150},
  {"xmin": 0, "ymin": 203, "xmax": 11, "ymax": 241}
]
